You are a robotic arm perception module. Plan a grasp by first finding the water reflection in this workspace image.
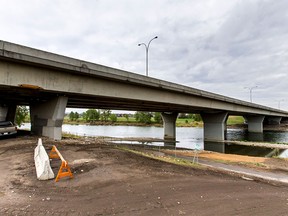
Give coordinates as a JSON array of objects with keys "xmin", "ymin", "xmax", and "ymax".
[
  {"xmin": 205, "ymin": 141, "xmax": 286, "ymax": 157},
  {"xmin": 226, "ymin": 129, "xmax": 288, "ymax": 143}
]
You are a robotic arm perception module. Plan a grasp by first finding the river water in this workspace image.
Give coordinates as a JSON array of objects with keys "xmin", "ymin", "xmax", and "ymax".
[{"xmin": 20, "ymin": 123, "xmax": 288, "ymax": 157}]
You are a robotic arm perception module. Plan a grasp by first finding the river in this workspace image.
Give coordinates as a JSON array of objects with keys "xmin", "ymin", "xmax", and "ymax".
[{"xmin": 20, "ymin": 123, "xmax": 288, "ymax": 157}]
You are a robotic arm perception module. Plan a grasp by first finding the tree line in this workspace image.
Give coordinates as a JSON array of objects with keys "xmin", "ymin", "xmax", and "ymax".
[
  {"xmin": 11, "ymin": 106, "xmax": 203, "ymax": 126},
  {"xmin": 68, "ymin": 109, "xmax": 202, "ymax": 124}
]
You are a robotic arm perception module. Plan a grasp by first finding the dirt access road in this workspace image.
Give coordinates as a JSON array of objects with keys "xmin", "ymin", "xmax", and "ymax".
[{"xmin": 1, "ymin": 136, "xmax": 288, "ymax": 216}]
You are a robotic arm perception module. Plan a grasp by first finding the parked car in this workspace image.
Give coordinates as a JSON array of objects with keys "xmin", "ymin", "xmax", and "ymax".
[{"xmin": 0, "ymin": 121, "xmax": 17, "ymax": 137}]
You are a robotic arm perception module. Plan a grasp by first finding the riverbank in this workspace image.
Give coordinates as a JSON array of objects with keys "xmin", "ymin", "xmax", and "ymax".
[
  {"xmin": 63, "ymin": 119, "xmax": 203, "ymax": 127},
  {"xmin": 63, "ymin": 119, "xmax": 288, "ymax": 131},
  {"xmin": 1, "ymin": 136, "xmax": 288, "ymax": 215}
]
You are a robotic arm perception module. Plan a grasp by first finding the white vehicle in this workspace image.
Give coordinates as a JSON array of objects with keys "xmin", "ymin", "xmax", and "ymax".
[{"xmin": 0, "ymin": 121, "xmax": 17, "ymax": 137}]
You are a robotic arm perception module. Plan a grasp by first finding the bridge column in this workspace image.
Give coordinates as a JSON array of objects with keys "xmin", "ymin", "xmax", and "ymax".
[
  {"xmin": 201, "ymin": 112, "xmax": 228, "ymax": 141},
  {"xmin": 265, "ymin": 116, "xmax": 282, "ymax": 125},
  {"xmin": 161, "ymin": 112, "xmax": 178, "ymax": 141},
  {"xmin": 6, "ymin": 105, "xmax": 17, "ymax": 123},
  {"xmin": 30, "ymin": 96, "xmax": 68, "ymax": 140},
  {"xmin": 245, "ymin": 115, "xmax": 265, "ymax": 133},
  {"xmin": 281, "ymin": 117, "xmax": 288, "ymax": 124},
  {"xmin": 0, "ymin": 105, "xmax": 16, "ymax": 122},
  {"xmin": 0, "ymin": 106, "xmax": 8, "ymax": 121}
]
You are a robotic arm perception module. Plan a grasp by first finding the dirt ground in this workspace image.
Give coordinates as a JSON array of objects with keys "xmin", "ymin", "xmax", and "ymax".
[
  {"xmin": 163, "ymin": 149, "xmax": 288, "ymax": 172},
  {"xmin": 1, "ymin": 136, "xmax": 288, "ymax": 216}
]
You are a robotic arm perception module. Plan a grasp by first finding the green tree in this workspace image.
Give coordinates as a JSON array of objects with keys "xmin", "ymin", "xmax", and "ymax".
[
  {"xmin": 74, "ymin": 112, "xmax": 80, "ymax": 121},
  {"xmin": 153, "ymin": 112, "xmax": 163, "ymax": 124},
  {"xmin": 135, "ymin": 111, "xmax": 152, "ymax": 124},
  {"xmin": 123, "ymin": 114, "xmax": 129, "ymax": 122},
  {"xmin": 69, "ymin": 111, "xmax": 80, "ymax": 121},
  {"xmin": 100, "ymin": 109, "xmax": 111, "ymax": 122},
  {"xmin": 83, "ymin": 109, "xmax": 100, "ymax": 122},
  {"xmin": 188, "ymin": 114, "xmax": 202, "ymax": 122},
  {"xmin": 15, "ymin": 106, "xmax": 29, "ymax": 127},
  {"xmin": 193, "ymin": 114, "xmax": 202, "ymax": 122},
  {"xmin": 109, "ymin": 113, "xmax": 117, "ymax": 122},
  {"xmin": 69, "ymin": 111, "xmax": 74, "ymax": 121}
]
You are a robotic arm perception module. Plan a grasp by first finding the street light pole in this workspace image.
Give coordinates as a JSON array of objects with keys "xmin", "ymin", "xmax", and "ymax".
[
  {"xmin": 245, "ymin": 86, "xmax": 258, "ymax": 102},
  {"xmin": 138, "ymin": 36, "xmax": 158, "ymax": 76},
  {"xmin": 276, "ymin": 99, "xmax": 284, "ymax": 109}
]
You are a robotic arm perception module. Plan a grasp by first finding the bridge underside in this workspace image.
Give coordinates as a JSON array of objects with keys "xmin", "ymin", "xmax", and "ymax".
[
  {"xmin": 0, "ymin": 85, "xmax": 285, "ymax": 143},
  {"xmin": 0, "ymin": 85, "xmax": 214, "ymax": 113}
]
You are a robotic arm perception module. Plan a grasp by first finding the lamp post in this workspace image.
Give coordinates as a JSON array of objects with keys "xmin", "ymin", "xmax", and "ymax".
[
  {"xmin": 138, "ymin": 36, "xmax": 158, "ymax": 76},
  {"xmin": 245, "ymin": 86, "xmax": 258, "ymax": 102},
  {"xmin": 276, "ymin": 99, "xmax": 285, "ymax": 109}
]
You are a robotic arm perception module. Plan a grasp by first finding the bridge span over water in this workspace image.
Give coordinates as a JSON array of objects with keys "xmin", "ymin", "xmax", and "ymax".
[{"xmin": 0, "ymin": 40, "xmax": 287, "ymax": 149}]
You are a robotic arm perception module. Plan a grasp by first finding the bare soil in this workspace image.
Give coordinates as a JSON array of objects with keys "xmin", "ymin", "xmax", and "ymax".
[
  {"xmin": 1, "ymin": 136, "xmax": 288, "ymax": 215},
  {"xmin": 164, "ymin": 149, "xmax": 288, "ymax": 172}
]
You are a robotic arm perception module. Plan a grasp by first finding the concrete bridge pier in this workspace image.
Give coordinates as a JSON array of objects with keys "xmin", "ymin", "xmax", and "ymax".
[
  {"xmin": 281, "ymin": 117, "xmax": 288, "ymax": 124},
  {"xmin": 161, "ymin": 112, "xmax": 178, "ymax": 141},
  {"xmin": 265, "ymin": 116, "xmax": 282, "ymax": 125},
  {"xmin": 0, "ymin": 106, "xmax": 8, "ymax": 121},
  {"xmin": 201, "ymin": 112, "xmax": 228, "ymax": 142},
  {"xmin": 6, "ymin": 105, "xmax": 17, "ymax": 123},
  {"xmin": 30, "ymin": 96, "xmax": 68, "ymax": 140},
  {"xmin": 245, "ymin": 115, "xmax": 265, "ymax": 133},
  {"xmin": 0, "ymin": 105, "xmax": 16, "ymax": 122}
]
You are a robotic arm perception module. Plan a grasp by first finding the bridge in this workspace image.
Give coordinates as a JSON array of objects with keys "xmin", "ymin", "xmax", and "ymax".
[{"xmin": 1, "ymin": 40, "xmax": 288, "ymax": 149}]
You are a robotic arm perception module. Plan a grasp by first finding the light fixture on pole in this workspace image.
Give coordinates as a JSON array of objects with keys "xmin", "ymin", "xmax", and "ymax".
[
  {"xmin": 244, "ymin": 86, "xmax": 258, "ymax": 102},
  {"xmin": 138, "ymin": 36, "xmax": 158, "ymax": 76}
]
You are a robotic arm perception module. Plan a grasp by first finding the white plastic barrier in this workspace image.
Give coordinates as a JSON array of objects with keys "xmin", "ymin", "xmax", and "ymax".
[{"xmin": 34, "ymin": 138, "xmax": 54, "ymax": 180}]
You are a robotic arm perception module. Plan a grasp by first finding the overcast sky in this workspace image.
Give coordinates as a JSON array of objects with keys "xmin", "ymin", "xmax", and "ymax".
[{"xmin": 1, "ymin": 0, "xmax": 288, "ymax": 111}]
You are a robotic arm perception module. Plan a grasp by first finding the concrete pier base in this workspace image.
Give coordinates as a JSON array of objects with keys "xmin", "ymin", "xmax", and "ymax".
[
  {"xmin": 245, "ymin": 115, "xmax": 265, "ymax": 133},
  {"xmin": 161, "ymin": 112, "xmax": 178, "ymax": 141},
  {"xmin": 201, "ymin": 112, "xmax": 228, "ymax": 142},
  {"xmin": 30, "ymin": 96, "xmax": 68, "ymax": 140}
]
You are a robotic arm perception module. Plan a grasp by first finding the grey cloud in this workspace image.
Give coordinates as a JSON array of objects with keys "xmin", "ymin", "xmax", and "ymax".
[{"xmin": 0, "ymin": 0, "xmax": 287, "ymax": 109}]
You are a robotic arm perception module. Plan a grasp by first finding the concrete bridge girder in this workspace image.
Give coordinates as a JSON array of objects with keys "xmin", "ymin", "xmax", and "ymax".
[{"xmin": 30, "ymin": 96, "xmax": 67, "ymax": 140}]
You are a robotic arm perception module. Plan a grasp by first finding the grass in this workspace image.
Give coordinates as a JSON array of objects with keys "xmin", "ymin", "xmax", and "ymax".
[
  {"xmin": 62, "ymin": 132, "xmax": 82, "ymax": 139},
  {"xmin": 227, "ymin": 116, "xmax": 245, "ymax": 125},
  {"xmin": 116, "ymin": 145, "xmax": 202, "ymax": 168}
]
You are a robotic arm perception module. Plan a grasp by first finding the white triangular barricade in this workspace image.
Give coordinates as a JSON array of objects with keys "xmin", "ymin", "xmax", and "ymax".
[{"xmin": 34, "ymin": 138, "xmax": 54, "ymax": 180}]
